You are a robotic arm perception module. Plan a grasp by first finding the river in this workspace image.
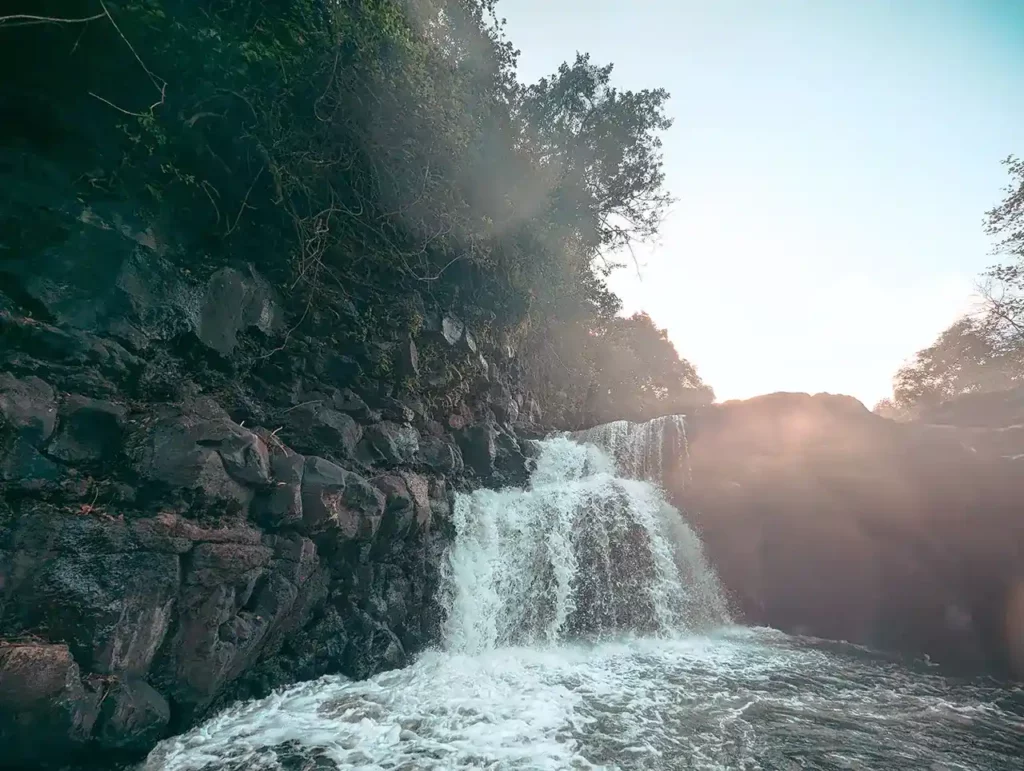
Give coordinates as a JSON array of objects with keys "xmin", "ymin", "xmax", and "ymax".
[{"xmin": 141, "ymin": 419, "xmax": 1024, "ymax": 770}]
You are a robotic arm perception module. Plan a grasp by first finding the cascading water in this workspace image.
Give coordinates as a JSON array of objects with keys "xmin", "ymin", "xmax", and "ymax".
[
  {"xmin": 567, "ymin": 414, "xmax": 691, "ymax": 486},
  {"xmin": 440, "ymin": 431, "xmax": 728, "ymax": 654},
  {"xmin": 142, "ymin": 418, "xmax": 1024, "ymax": 771}
]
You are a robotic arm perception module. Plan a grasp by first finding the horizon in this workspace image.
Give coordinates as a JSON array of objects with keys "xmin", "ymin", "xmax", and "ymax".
[{"xmin": 500, "ymin": 0, "xmax": 1024, "ymax": 405}]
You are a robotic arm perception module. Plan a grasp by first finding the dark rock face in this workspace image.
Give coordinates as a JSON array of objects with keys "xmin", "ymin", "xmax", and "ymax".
[
  {"xmin": 677, "ymin": 392, "xmax": 1024, "ymax": 680},
  {"xmin": 48, "ymin": 395, "xmax": 127, "ymax": 466},
  {"xmin": 0, "ymin": 200, "xmax": 531, "ymax": 767},
  {"xmin": 0, "ymin": 641, "xmax": 101, "ymax": 766}
]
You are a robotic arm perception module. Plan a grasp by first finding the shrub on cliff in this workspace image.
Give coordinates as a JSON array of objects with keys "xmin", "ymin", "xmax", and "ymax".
[{"xmin": 0, "ymin": 0, "xmax": 708, "ymax": 425}]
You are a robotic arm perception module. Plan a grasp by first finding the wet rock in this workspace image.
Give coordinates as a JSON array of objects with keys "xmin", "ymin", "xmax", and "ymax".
[
  {"xmin": 300, "ymin": 457, "xmax": 385, "ymax": 539},
  {"xmin": 0, "ymin": 440, "xmax": 63, "ymax": 492},
  {"xmin": 377, "ymin": 396, "xmax": 414, "ymax": 424},
  {"xmin": 0, "ymin": 641, "xmax": 99, "ymax": 763},
  {"xmin": 14, "ymin": 550, "xmax": 181, "ymax": 675},
  {"xmin": 440, "ymin": 316, "xmax": 464, "ymax": 346},
  {"xmin": 342, "ymin": 609, "xmax": 406, "ymax": 679},
  {"xmin": 47, "ymin": 394, "xmax": 126, "ymax": 465},
  {"xmin": 374, "ymin": 472, "xmax": 430, "ymax": 537},
  {"xmin": 196, "ymin": 266, "xmax": 282, "ymax": 356},
  {"xmin": 129, "ymin": 409, "xmax": 257, "ymax": 508},
  {"xmin": 0, "ymin": 373, "xmax": 57, "ymax": 445},
  {"xmin": 283, "ymin": 402, "xmax": 362, "ymax": 460},
  {"xmin": 332, "ymin": 389, "xmax": 374, "ymax": 422},
  {"xmin": 360, "ymin": 422, "xmax": 420, "ymax": 466},
  {"xmin": 256, "ymin": 452, "xmax": 305, "ymax": 529},
  {"xmin": 397, "ymin": 336, "xmax": 419, "ymax": 379},
  {"xmin": 93, "ymin": 677, "xmax": 170, "ymax": 752},
  {"xmin": 494, "ymin": 428, "xmax": 531, "ymax": 488},
  {"xmin": 456, "ymin": 422, "xmax": 497, "ymax": 477}
]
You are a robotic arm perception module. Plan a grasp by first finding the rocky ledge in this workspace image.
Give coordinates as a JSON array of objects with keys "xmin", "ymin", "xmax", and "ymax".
[{"xmin": 0, "ymin": 205, "xmax": 537, "ymax": 768}]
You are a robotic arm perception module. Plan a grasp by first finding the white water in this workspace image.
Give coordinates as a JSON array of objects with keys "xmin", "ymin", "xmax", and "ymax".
[
  {"xmin": 142, "ymin": 418, "xmax": 1024, "ymax": 771},
  {"xmin": 441, "ymin": 429, "xmax": 728, "ymax": 654}
]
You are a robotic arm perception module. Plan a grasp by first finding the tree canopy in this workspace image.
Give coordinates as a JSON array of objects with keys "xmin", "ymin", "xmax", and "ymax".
[{"xmin": 0, "ymin": 0, "xmax": 709, "ymax": 427}]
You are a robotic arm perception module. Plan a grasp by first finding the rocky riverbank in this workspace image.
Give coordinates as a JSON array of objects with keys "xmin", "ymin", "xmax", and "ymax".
[{"xmin": 0, "ymin": 201, "xmax": 540, "ymax": 767}]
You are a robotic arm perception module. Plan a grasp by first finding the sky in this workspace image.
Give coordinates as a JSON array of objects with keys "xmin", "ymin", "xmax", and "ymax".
[{"xmin": 498, "ymin": 0, "xmax": 1024, "ymax": 405}]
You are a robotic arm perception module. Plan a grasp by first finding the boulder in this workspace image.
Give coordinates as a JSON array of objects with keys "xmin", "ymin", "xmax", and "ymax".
[
  {"xmin": 440, "ymin": 316, "xmax": 464, "ymax": 346},
  {"xmin": 332, "ymin": 388, "xmax": 375, "ymax": 422},
  {"xmin": 13, "ymin": 550, "xmax": 181, "ymax": 675},
  {"xmin": 488, "ymin": 379, "xmax": 517, "ymax": 425},
  {"xmin": 493, "ymin": 428, "xmax": 531, "ymax": 488},
  {"xmin": 215, "ymin": 424, "xmax": 271, "ymax": 486},
  {"xmin": 374, "ymin": 472, "xmax": 431, "ymax": 537},
  {"xmin": 419, "ymin": 435, "xmax": 464, "ymax": 474},
  {"xmin": 313, "ymin": 351, "xmax": 362, "ymax": 388},
  {"xmin": 300, "ymin": 457, "xmax": 385, "ymax": 539},
  {"xmin": 0, "ymin": 374, "xmax": 57, "ymax": 445},
  {"xmin": 282, "ymin": 401, "xmax": 362, "ymax": 460},
  {"xmin": 341, "ymin": 608, "xmax": 407, "ymax": 680},
  {"xmin": 360, "ymin": 422, "xmax": 420, "ymax": 466},
  {"xmin": 157, "ymin": 541, "xmax": 272, "ymax": 712},
  {"xmin": 0, "ymin": 641, "xmax": 99, "ymax": 764},
  {"xmin": 377, "ymin": 396, "xmax": 415, "ymax": 424},
  {"xmin": 129, "ymin": 408, "xmax": 264, "ymax": 508},
  {"xmin": 397, "ymin": 336, "xmax": 419, "ymax": 380},
  {"xmin": 196, "ymin": 266, "xmax": 282, "ymax": 356},
  {"xmin": 47, "ymin": 394, "xmax": 126, "ymax": 465},
  {"xmin": 0, "ymin": 440, "xmax": 63, "ymax": 492},
  {"xmin": 93, "ymin": 677, "xmax": 170, "ymax": 752},
  {"xmin": 456, "ymin": 422, "xmax": 497, "ymax": 477},
  {"xmin": 255, "ymin": 452, "xmax": 305, "ymax": 529}
]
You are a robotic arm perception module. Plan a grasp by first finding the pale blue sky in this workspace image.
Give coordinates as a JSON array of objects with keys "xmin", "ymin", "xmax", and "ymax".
[{"xmin": 499, "ymin": 0, "xmax": 1024, "ymax": 404}]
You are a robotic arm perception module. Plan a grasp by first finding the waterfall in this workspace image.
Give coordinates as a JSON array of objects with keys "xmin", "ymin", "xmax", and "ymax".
[
  {"xmin": 439, "ymin": 418, "xmax": 728, "ymax": 654},
  {"xmin": 568, "ymin": 414, "xmax": 691, "ymax": 485},
  {"xmin": 140, "ymin": 416, "xmax": 1023, "ymax": 771}
]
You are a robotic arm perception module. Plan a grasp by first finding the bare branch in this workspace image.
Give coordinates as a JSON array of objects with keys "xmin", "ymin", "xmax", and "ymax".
[
  {"xmin": 0, "ymin": 12, "xmax": 104, "ymax": 27},
  {"xmin": 226, "ymin": 166, "xmax": 265, "ymax": 236}
]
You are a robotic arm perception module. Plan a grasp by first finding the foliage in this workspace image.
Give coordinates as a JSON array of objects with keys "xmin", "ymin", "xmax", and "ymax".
[
  {"xmin": 0, "ymin": 0, "xmax": 707, "ymax": 427},
  {"xmin": 980, "ymin": 155, "xmax": 1024, "ymax": 343},
  {"xmin": 877, "ymin": 157, "xmax": 1024, "ymax": 419},
  {"xmin": 586, "ymin": 313, "xmax": 713, "ymax": 424},
  {"xmin": 877, "ymin": 317, "xmax": 1023, "ymax": 419}
]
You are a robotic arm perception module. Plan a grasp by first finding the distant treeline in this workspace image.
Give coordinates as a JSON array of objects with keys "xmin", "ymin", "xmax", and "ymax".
[{"xmin": 876, "ymin": 157, "xmax": 1024, "ymax": 420}]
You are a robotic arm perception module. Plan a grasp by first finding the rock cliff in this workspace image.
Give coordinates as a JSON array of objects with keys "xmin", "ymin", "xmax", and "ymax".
[
  {"xmin": 0, "ymin": 202, "xmax": 535, "ymax": 767},
  {"xmin": 677, "ymin": 392, "xmax": 1024, "ymax": 680}
]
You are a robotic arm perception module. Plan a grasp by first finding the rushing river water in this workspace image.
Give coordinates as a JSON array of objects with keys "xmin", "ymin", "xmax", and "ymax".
[{"xmin": 142, "ymin": 419, "xmax": 1024, "ymax": 771}]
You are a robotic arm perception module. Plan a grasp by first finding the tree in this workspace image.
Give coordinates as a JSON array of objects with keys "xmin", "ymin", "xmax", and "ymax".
[
  {"xmin": 882, "ymin": 316, "xmax": 1024, "ymax": 419},
  {"xmin": 1, "ymin": 0, "xmax": 705, "ymax": 427},
  {"xmin": 980, "ymin": 155, "xmax": 1024, "ymax": 344},
  {"xmin": 587, "ymin": 313, "xmax": 712, "ymax": 424},
  {"xmin": 879, "ymin": 157, "xmax": 1024, "ymax": 418}
]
